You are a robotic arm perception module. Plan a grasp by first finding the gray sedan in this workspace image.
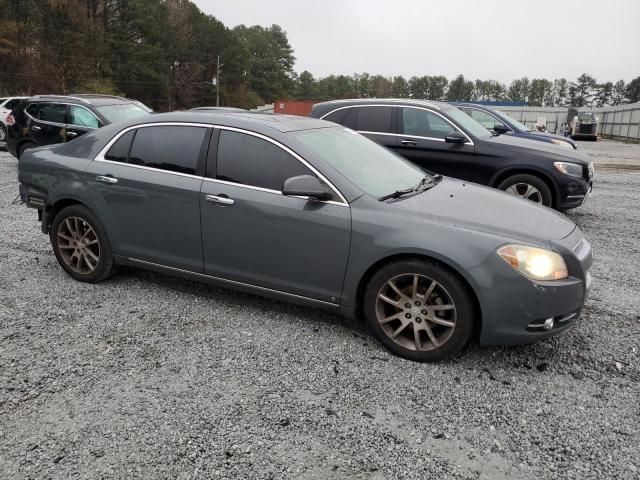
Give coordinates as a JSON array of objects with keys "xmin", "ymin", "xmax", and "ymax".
[{"xmin": 17, "ymin": 112, "xmax": 593, "ymax": 361}]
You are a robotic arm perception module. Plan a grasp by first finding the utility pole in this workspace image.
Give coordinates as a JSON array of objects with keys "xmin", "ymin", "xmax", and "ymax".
[{"xmin": 215, "ymin": 55, "xmax": 221, "ymax": 107}]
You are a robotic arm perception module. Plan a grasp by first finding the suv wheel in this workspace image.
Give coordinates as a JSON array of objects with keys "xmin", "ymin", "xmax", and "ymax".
[
  {"xmin": 363, "ymin": 259, "xmax": 474, "ymax": 362},
  {"xmin": 0, "ymin": 124, "xmax": 6, "ymax": 143},
  {"xmin": 497, "ymin": 174, "xmax": 552, "ymax": 207},
  {"xmin": 50, "ymin": 205, "xmax": 116, "ymax": 283}
]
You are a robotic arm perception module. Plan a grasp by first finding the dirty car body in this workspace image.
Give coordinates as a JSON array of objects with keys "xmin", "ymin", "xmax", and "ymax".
[{"xmin": 18, "ymin": 112, "xmax": 592, "ymax": 360}]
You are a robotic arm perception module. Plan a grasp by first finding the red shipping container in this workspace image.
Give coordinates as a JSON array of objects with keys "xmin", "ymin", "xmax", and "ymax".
[{"xmin": 274, "ymin": 99, "xmax": 319, "ymax": 117}]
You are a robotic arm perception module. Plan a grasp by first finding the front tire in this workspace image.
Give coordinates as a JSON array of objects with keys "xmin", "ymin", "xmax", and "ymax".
[
  {"xmin": 50, "ymin": 205, "xmax": 116, "ymax": 283},
  {"xmin": 0, "ymin": 124, "xmax": 7, "ymax": 143},
  {"xmin": 363, "ymin": 259, "xmax": 475, "ymax": 362},
  {"xmin": 497, "ymin": 173, "xmax": 553, "ymax": 207}
]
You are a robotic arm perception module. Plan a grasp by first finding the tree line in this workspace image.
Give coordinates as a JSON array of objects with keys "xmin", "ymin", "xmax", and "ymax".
[
  {"xmin": 1, "ymin": 1, "xmax": 638, "ymax": 110},
  {"xmin": 292, "ymin": 72, "xmax": 640, "ymax": 108},
  {"xmin": 0, "ymin": 0, "xmax": 295, "ymax": 110}
]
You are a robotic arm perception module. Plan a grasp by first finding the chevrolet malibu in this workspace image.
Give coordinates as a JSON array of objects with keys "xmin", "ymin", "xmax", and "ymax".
[{"xmin": 17, "ymin": 112, "xmax": 593, "ymax": 361}]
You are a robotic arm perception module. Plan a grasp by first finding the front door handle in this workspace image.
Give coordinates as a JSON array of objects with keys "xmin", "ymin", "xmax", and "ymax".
[
  {"xmin": 401, "ymin": 139, "xmax": 417, "ymax": 146},
  {"xmin": 95, "ymin": 175, "xmax": 118, "ymax": 184},
  {"xmin": 66, "ymin": 131, "xmax": 78, "ymax": 139},
  {"xmin": 31, "ymin": 125, "xmax": 42, "ymax": 132},
  {"xmin": 205, "ymin": 194, "xmax": 234, "ymax": 206}
]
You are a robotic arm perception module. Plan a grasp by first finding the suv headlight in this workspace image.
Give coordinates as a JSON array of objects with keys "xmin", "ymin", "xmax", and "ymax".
[
  {"xmin": 553, "ymin": 161, "xmax": 583, "ymax": 178},
  {"xmin": 550, "ymin": 139, "xmax": 573, "ymax": 149},
  {"xmin": 497, "ymin": 245, "xmax": 568, "ymax": 281}
]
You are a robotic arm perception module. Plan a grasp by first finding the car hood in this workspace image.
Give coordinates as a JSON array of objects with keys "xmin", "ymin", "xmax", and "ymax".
[
  {"xmin": 482, "ymin": 133, "xmax": 590, "ymax": 164},
  {"xmin": 392, "ymin": 177, "xmax": 576, "ymax": 242}
]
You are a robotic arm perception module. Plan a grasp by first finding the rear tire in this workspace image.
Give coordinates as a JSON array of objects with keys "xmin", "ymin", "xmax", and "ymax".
[
  {"xmin": 0, "ymin": 124, "xmax": 7, "ymax": 143},
  {"xmin": 363, "ymin": 259, "xmax": 475, "ymax": 362},
  {"xmin": 50, "ymin": 205, "xmax": 117, "ymax": 283},
  {"xmin": 497, "ymin": 173, "xmax": 553, "ymax": 207}
]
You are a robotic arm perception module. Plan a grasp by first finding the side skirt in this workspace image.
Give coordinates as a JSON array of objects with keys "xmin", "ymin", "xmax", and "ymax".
[{"xmin": 114, "ymin": 256, "xmax": 354, "ymax": 318}]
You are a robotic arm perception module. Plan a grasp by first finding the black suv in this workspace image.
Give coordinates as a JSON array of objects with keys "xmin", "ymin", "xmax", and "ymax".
[
  {"xmin": 310, "ymin": 99, "xmax": 594, "ymax": 211},
  {"xmin": 6, "ymin": 94, "xmax": 151, "ymax": 159}
]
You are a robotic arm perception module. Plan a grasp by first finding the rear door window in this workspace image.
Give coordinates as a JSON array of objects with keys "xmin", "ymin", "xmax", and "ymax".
[
  {"xmin": 354, "ymin": 106, "xmax": 393, "ymax": 133},
  {"xmin": 400, "ymin": 108, "xmax": 455, "ymax": 139},
  {"xmin": 38, "ymin": 103, "xmax": 66, "ymax": 124},
  {"xmin": 215, "ymin": 130, "xmax": 314, "ymax": 192},
  {"xmin": 104, "ymin": 130, "xmax": 135, "ymax": 163},
  {"xmin": 128, "ymin": 126, "xmax": 206, "ymax": 175}
]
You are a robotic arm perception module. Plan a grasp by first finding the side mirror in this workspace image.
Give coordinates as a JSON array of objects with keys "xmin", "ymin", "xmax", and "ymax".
[
  {"xmin": 444, "ymin": 131, "xmax": 467, "ymax": 144},
  {"xmin": 493, "ymin": 123, "xmax": 510, "ymax": 134},
  {"xmin": 282, "ymin": 175, "xmax": 331, "ymax": 200}
]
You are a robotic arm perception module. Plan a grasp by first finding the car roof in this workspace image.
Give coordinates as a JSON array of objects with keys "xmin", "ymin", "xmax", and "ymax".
[
  {"xmin": 29, "ymin": 94, "xmax": 133, "ymax": 106},
  {"xmin": 314, "ymin": 98, "xmax": 453, "ymax": 111},
  {"xmin": 450, "ymin": 102, "xmax": 497, "ymax": 112},
  {"xmin": 114, "ymin": 111, "xmax": 335, "ymax": 133}
]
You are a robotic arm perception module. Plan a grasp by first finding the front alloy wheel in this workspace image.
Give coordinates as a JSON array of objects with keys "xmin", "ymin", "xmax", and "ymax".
[
  {"xmin": 497, "ymin": 174, "xmax": 553, "ymax": 207},
  {"xmin": 375, "ymin": 273, "xmax": 456, "ymax": 352},
  {"xmin": 364, "ymin": 259, "xmax": 474, "ymax": 362}
]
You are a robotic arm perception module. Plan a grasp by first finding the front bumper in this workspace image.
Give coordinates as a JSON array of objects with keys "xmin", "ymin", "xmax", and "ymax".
[
  {"xmin": 556, "ymin": 171, "xmax": 593, "ymax": 210},
  {"xmin": 468, "ymin": 231, "xmax": 592, "ymax": 346}
]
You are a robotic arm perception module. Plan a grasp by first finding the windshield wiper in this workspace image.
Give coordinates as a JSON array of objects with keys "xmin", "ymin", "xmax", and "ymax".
[
  {"xmin": 378, "ymin": 188, "xmax": 415, "ymax": 201},
  {"xmin": 414, "ymin": 173, "xmax": 442, "ymax": 191},
  {"xmin": 379, "ymin": 174, "xmax": 443, "ymax": 201}
]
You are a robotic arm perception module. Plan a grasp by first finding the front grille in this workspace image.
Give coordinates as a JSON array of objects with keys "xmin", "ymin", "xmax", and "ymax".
[{"xmin": 579, "ymin": 124, "xmax": 595, "ymax": 134}]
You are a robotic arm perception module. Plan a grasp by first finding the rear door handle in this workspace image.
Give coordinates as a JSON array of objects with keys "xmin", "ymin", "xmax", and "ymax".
[
  {"xmin": 66, "ymin": 131, "xmax": 78, "ymax": 138},
  {"xmin": 31, "ymin": 125, "xmax": 42, "ymax": 131},
  {"xmin": 95, "ymin": 175, "xmax": 118, "ymax": 184},
  {"xmin": 401, "ymin": 139, "xmax": 417, "ymax": 146},
  {"xmin": 205, "ymin": 194, "xmax": 234, "ymax": 205}
]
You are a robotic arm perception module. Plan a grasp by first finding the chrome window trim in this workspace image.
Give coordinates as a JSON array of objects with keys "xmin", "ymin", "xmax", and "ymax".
[
  {"xmin": 399, "ymin": 106, "xmax": 474, "ymax": 145},
  {"xmin": 94, "ymin": 122, "xmax": 349, "ymax": 207},
  {"xmin": 460, "ymin": 106, "xmax": 513, "ymax": 133},
  {"xmin": 320, "ymin": 104, "xmax": 474, "ymax": 145},
  {"xmin": 25, "ymin": 102, "xmax": 100, "ymax": 130},
  {"xmin": 319, "ymin": 99, "xmax": 441, "ymax": 111},
  {"xmin": 359, "ymin": 130, "xmax": 448, "ymax": 143}
]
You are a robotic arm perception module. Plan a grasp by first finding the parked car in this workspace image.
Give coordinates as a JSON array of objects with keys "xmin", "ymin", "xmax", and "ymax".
[
  {"xmin": 6, "ymin": 94, "xmax": 152, "ymax": 159},
  {"xmin": 18, "ymin": 112, "xmax": 592, "ymax": 362},
  {"xmin": 452, "ymin": 102, "xmax": 577, "ymax": 150},
  {"xmin": 0, "ymin": 96, "xmax": 29, "ymax": 144},
  {"xmin": 310, "ymin": 99, "xmax": 593, "ymax": 211}
]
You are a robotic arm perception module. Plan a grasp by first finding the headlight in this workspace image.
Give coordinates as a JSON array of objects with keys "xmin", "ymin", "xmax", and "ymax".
[
  {"xmin": 497, "ymin": 244, "xmax": 568, "ymax": 281},
  {"xmin": 553, "ymin": 161, "xmax": 583, "ymax": 178},
  {"xmin": 550, "ymin": 139, "xmax": 574, "ymax": 149}
]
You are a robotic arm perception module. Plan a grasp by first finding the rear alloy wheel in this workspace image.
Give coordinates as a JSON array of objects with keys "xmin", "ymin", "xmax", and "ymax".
[
  {"xmin": 364, "ymin": 259, "xmax": 474, "ymax": 362},
  {"xmin": 497, "ymin": 174, "xmax": 552, "ymax": 207},
  {"xmin": 50, "ymin": 205, "xmax": 116, "ymax": 283},
  {"xmin": 0, "ymin": 124, "xmax": 6, "ymax": 143}
]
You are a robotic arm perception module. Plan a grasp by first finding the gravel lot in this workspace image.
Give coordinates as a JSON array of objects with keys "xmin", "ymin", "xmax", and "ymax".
[{"xmin": 1, "ymin": 140, "xmax": 639, "ymax": 479}]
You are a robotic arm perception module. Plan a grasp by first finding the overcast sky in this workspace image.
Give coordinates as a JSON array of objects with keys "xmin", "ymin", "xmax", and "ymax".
[{"xmin": 193, "ymin": 0, "xmax": 640, "ymax": 84}]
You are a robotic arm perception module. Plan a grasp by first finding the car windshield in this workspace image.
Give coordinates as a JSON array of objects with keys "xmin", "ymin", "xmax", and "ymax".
[
  {"xmin": 578, "ymin": 112, "xmax": 595, "ymax": 120},
  {"xmin": 95, "ymin": 103, "xmax": 150, "ymax": 123},
  {"xmin": 494, "ymin": 110, "xmax": 531, "ymax": 132},
  {"xmin": 446, "ymin": 108, "xmax": 491, "ymax": 139},
  {"xmin": 291, "ymin": 127, "xmax": 427, "ymax": 199}
]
